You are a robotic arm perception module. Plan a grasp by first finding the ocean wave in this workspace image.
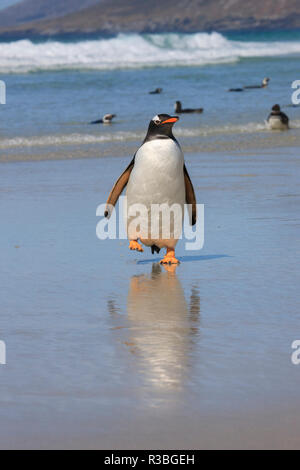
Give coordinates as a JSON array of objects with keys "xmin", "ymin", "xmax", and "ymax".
[
  {"xmin": 0, "ymin": 132, "xmax": 143, "ymax": 148},
  {"xmin": 1, "ymin": 32, "xmax": 300, "ymax": 73},
  {"xmin": 3, "ymin": 120, "xmax": 300, "ymax": 149}
]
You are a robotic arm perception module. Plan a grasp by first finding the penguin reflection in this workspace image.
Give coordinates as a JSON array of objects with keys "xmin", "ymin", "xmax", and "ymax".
[{"xmin": 125, "ymin": 264, "xmax": 200, "ymax": 391}]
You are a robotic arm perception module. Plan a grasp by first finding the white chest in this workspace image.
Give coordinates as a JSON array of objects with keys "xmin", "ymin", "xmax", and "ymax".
[
  {"xmin": 126, "ymin": 139, "xmax": 185, "ymax": 204},
  {"xmin": 267, "ymin": 116, "xmax": 288, "ymax": 130},
  {"xmin": 125, "ymin": 139, "xmax": 185, "ymax": 245}
]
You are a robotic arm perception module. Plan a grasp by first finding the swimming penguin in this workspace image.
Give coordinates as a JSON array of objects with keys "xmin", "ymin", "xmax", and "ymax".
[
  {"xmin": 175, "ymin": 101, "xmax": 203, "ymax": 114},
  {"xmin": 229, "ymin": 77, "xmax": 270, "ymax": 92},
  {"xmin": 90, "ymin": 113, "xmax": 116, "ymax": 124},
  {"xmin": 104, "ymin": 114, "xmax": 197, "ymax": 264},
  {"xmin": 149, "ymin": 88, "xmax": 162, "ymax": 94},
  {"xmin": 266, "ymin": 104, "xmax": 289, "ymax": 130},
  {"xmin": 244, "ymin": 77, "xmax": 270, "ymax": 89}
]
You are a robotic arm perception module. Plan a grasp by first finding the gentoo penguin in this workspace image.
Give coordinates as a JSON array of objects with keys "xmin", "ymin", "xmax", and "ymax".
[
  {"xmin": 244, "ymin": 77, "xmax": 270, "ymax": 89},
  {"xmin": 90, "ymin": 113, "xmax": 116, "ymax": 124},
  {"xmin": 149, "ymin": 88, "xmax": 162, "ymax": 94},
  {"xmin": 266, "ymin": 104, "xmax": 289, "ymax": 130},
  {"xmin": 175, "ymin": 101, "xmax": 203, "ymax": 114},
  {"xmin": 104, "ymin": 114, "xmax": 197, "ymax": 264}
]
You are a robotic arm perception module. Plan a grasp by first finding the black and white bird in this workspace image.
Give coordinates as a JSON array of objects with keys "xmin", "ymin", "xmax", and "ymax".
[
  {"xmin": 266, "ymin": 104, "xmax": 289, "ymax": 130},
  {"xmin": 174, "ymin": 101, "xmax": 203, "ymax": 114},
  {"xmin": 229, "ymin": 77, "xmax": 270, "ymax": 92},
  {"xmin": 104, "ymin": 114, "xmax": 197, "ymax": 264},
  {"xmin": 90, "ymin": 113, "xmax": 116, "ymax": 124}
]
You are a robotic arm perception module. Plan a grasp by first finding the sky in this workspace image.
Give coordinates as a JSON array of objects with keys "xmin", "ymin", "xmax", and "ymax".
[{"xmin": 0, "ymin": 0, "xmax": 20, "ymax": 10}]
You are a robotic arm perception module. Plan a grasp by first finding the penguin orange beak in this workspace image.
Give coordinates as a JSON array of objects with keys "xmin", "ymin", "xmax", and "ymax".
[{"xmin": 162, "ymin": 116, "xmax": 179, "ymax": 124}]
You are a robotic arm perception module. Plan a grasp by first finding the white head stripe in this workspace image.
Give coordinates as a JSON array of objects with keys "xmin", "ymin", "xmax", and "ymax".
[{"xmin": 152, "ymin": 114, "xmax": 160, "ymax": 122}]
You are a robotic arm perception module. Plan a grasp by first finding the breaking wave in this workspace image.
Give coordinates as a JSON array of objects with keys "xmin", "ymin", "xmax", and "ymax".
[
  {"xmin": 1, "ymin": 31, "xmax": 300, "ymax": 73},
  {"xmin": 4, "ymin": 120, "xmax": 300, "ymax": 149}
]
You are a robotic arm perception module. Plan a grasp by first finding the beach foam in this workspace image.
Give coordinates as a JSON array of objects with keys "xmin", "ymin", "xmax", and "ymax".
[
  {"xmin": 3, "ymin": 120, "xmax": 300, "ymax": 150},
  {"xmin": 1, "ymin": 32, "xmax": 300, "ymax": 73}
]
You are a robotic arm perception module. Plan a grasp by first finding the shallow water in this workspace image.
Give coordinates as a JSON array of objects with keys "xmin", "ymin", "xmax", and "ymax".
[{"xmin": 0, "ymin": 146, "xmax": 299, "ymax": 449}]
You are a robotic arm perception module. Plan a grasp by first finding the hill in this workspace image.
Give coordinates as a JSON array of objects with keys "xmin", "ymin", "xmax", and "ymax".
[
  {"xmin": 0, "ymin": 0, "xmax": 299, "ymax": 38},
  {"xmin": 0, "ymin": 0, "xmax": 100, "ymax": 27}
]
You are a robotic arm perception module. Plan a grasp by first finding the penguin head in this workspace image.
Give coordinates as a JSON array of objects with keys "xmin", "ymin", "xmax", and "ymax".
[
  {"xmin": 102, "ymin": 113, "xmax": 116, "ymax": 123},
  {"xmin": 174, "ymin": 101, "xmax": 182, "ymax": 112},
  {"xmin": 262, "ymin": 77, "xmax": 270, "ymax": 86},
  {"xmin": 145, "ymin": 114, "xmax": 179, "ymax": 140},
  {"xmin": 272, "ymin": 104, "xmax": 281, "ymax": 112}
]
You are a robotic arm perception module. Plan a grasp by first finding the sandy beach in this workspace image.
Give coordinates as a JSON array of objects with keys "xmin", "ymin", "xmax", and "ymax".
[
  {"xmin": 1, "ymin": 19, "xmax": 300, "ymax": 449},
  {"xmin": 0, "ymin": 145, "xmax": 299, "ymax": 449}
]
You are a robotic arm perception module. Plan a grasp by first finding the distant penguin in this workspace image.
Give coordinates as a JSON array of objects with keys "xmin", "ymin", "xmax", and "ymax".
[
  {"xmin": 244, "ymin": 77, "xmax": 270, "ymax": 89},
  {"xmin": 104, "ymin": 114, "xmax": 197, "ymax": 264},
  {"xmin": 266, "ymin": 104, "xmax": 289, "ymax": 130},
  {"xmin": 229, "ymin": 77, "xmax": 270, "ymax": 92},
  {"xmin": 175, "ymin": 101, "xmax": 203, "ymax": 114},
  {"xmin": 149, "ymin": 88, "xmax": 162, "ymax": 95},
  {"xmin": 90, "ymin": 113, "xmax": 116, "ymax": 124}
]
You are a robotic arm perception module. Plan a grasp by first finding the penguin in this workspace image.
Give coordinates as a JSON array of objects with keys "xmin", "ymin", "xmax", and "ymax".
[
  {"xmin": 243, "ymin": 77, "xmax": 270, "ymax": 89},
  {"xmin": 90, "ymin": 113, "xmax": 116, "ymax": 124},
  {"xmin": 149, "ymin": 88, "xmax": 162, "ymax": 94},
  {"xmin": 266, "ymin": 104, "xmax": 289, "ymax": 130},
  {"xmin": 229, "ymin": 77, "xmax": 270, "ymax": 92},
  {"xmin": 104, "ymin": 114, "xmax": 197, "ymax": 264},
  {"xmin": 175, "ymin": 101, "xmax": 203, "ymax": 114}
]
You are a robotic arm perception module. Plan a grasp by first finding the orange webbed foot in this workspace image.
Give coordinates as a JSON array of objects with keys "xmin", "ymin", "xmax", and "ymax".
[
  {"xmin": 160, "ymin": 248, "xmax": 180, "ymax": 265},
  {"xmin": 129, "ymin": 240, "xmax": 144, "ymax": 252},
  {"xmin": 160, "ymin": 256, "xmax": 180, "ymax": 265}
]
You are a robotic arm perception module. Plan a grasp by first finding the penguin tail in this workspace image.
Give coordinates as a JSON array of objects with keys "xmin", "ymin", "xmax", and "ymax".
[{"xmin": 151, "ymin": 245, "xmax": 161, "ymax": 255}]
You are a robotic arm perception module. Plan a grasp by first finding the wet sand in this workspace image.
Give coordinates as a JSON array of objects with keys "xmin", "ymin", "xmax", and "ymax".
[{"xmin": 0, "ymin": 147, "xmax": 299, "ymax": 449}]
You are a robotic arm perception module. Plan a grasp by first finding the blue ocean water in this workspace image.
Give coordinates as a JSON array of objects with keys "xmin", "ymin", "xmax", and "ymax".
[{"xmin": 0, "ymin": 31, "xmax": 300, "ymax": 161}]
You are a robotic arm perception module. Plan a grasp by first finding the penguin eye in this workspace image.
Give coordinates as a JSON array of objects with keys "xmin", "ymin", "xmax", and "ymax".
[{"xmin": 154, "ymin": 119, "xmax": 161, "ymax": 125}]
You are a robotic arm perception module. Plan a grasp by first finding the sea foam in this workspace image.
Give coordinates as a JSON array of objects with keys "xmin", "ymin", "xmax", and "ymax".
[
  {"xmin": 1, "ymin": 32, "xmax": 300, "ymax": 73},
  {"xmin": 3, "ymin": 120, "xmax": 300, "ymax": 149}
]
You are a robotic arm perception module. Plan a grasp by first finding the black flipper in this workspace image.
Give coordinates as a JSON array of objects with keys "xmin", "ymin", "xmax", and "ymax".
[
  {"xmin": 184, "ymin": 164, "xmax": 197, "ymax": 226},
  {"xmin": 104, "ymin": 156, "xmax": 135, "ymax": 218},
  {"xmin": 90, "ymin": 119, "xmax": 103, "ymax": 124}
]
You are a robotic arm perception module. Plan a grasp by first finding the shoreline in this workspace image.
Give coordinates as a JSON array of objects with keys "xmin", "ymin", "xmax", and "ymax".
[{"xmin": 1, "ymin": 135, "xmax": 300, "ymax": 164}]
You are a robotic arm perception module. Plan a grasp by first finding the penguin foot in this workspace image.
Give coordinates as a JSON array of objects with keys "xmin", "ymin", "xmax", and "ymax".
[
  {"xmin": 129, "ymin": 240, "xmax": 144, "ymax": 252},
  {"xmin": 160, "ymin": 248, "xmax": 179, "ymax": 265}
]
